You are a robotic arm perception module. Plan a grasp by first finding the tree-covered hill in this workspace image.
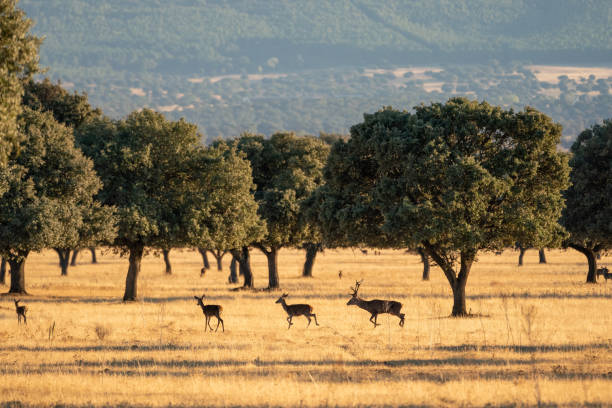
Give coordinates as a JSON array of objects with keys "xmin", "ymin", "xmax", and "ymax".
[
  {"xmin": 21, "ymin": 0, "xmax": 612, "ymax": 77},
  {"xmin": 18, "ymin": 1, "xmax": 612, "ymax": 147}
]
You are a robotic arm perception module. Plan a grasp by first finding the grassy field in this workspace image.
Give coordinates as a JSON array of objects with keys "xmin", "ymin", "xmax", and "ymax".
[{"xmin": 0, "ymin": 248, "xmax": 611, "ymax": 407}]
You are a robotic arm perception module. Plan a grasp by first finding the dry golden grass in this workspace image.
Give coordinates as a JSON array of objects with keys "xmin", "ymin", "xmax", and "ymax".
[{"xmin": 0, "ymin": 248, "xmax": 611, "ymax": 407}]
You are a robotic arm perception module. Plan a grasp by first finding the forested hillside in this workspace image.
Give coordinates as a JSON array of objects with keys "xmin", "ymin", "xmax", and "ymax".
[{"xmin": 20, "ymin": 0, "xmax": 612, "ymax": 146}]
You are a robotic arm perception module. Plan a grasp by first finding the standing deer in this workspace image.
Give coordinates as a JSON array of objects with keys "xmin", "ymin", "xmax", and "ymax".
[
  {"xmin": 14, "ymin": 299, "xmax": 27, "ymax": 324},
  {"xmin": 275, "ymin": 294, "xmax": 319, "ymax": 329},
  {"xmin": 597, "ymin": 266, "xmax": 610, "ymax": 281},
  {"xmin": 347, "ymin": 280, "xmax": 404, "ymax": 327},
  {"xmin": 194, "ymin": 294, "xmax": 224, "ymax": 332}
]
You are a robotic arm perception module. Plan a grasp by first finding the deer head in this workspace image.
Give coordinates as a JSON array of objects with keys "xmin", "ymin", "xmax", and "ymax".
[
  {"xmin": 347, "ymin": 280, "xmax": 362, "ymax": 305},
  {"xmin": 194, "ymin": 294, "xmax": 206, "ymax": 306},
  {"xmin": 275, "ymin": 293, "xmax": 289, "ymax": 304}
]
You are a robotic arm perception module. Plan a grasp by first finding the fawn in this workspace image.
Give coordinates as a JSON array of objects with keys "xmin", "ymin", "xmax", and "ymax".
[
  {"xmin": 347, "ymin": 280, "xmax": 404, "ymax": 327},
  {"xmin": 275, "ymin": 294, "xmax": 319, "ymax": 329},
  {"xmin": 194, "ymin": 294, "xmax": 224, "ymax": 332},
  {"xmin": 15, "ymin": 299, "xmax": 27, "ymax": 324}
]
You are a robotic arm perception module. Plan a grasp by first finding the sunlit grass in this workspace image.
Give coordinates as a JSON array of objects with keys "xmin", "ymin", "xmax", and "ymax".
[{"xmin": 0, "ymin": 248, "xmax": 611, "ymax": 407}]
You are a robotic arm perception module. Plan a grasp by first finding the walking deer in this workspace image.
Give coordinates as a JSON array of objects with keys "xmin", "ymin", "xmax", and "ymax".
[
  {"xmin": 194, "ymin": 294, "xmax": 224, "ymax": 332},
  {"xmin": 14, "ymin": 299, "xmax": 27, "ymax": 324},
  {"xmin": 275, "ymin": 294, "xmax": 319, "ymax": 329},
  {"xmin": 347, "ymin": 280, "xmax": 404, "ymax": 327}
]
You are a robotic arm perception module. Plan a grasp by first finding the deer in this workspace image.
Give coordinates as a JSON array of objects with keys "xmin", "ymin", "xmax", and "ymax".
[
  {"xmin": 275, "ymin": 294, "xmax": 319, "ymax": 329},
  {"xmin": 347, "ymin": 280, "xmax": 404, "ymax": 328},
  {"xmin": 597, "ymin": 266, "xmax": 610, "ymax": 281},
  {"xmin": 194, "ymin": 294, "xmax": 224, "ymax": 332},
  {"xmin": 14, "ymin": 299, "xmax": 27, "ymax": 324}
]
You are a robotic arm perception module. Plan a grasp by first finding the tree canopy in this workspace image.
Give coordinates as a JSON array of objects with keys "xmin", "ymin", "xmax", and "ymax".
[
  {"xmin": 235, "ymin": 132, "xmax": 329, "ymax": 288},
  {"xmin": 23, "ymin": 78, "xmax": 101, "ymax": 129},
  {"xmin": 77, "ymin": 109, "xmax": 207, "ymax": 300},
  {"xmin": 315, "ymin": 98, "xmax": 570, "ymax": 316},
  {"xmin": 0, "ymin": 0, "xmax": 41, "ymax": 164},
  {"xmin": 0, "ymin": 108, "xmax": 111, "ymax": 293},
  {"xmin": 562, "ymin": 119, "xmax": 612, "ymax": 282}
]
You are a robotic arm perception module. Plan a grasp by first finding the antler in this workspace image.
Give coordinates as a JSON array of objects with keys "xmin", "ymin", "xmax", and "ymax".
[{"xmin": 350, "ymin": 280, "xmax": 363, "ymax": 296}]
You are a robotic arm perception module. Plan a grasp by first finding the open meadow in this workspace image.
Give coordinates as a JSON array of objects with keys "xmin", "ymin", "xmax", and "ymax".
[{"xmin": 0, "ymin": 248, "xmax": 611, "ymax": 407}]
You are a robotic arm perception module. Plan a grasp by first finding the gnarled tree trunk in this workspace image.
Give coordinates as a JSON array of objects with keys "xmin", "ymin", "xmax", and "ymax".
[
  {"xmin": 54, "ymin": 248, "xmax": 71, "ymax": 276},
  {"xmin": 228, "ymin": 255, "xmax": 238, "ymax": 284},
  {"xmin": 417, "ymin": 247, "xmax": 430, "ymax": 281},
  {"xmin": 424, "ymin": 244, "xmax": 474, "ymax": 317},
  {"xmin": 302, "ymin": 243, "xmax": 320, "ymax": 277},
  {"xmin": 7, "ymin": 251, "xmax": 29, "ymax": 294},
  {"xmin": 256, "ymin": 245, "xmax": 280, "ymax": 289},
  {"xmin": 231, "ymin": 247, "xmax": 254, "ymax": 288},
  {"xmin": 123, "ymin": 245, "xmax": 144, "ymax": 301},
  {"xmin": 538, "ymin": 249, "xmax": 547, "ymax": 264},
  {"xmin": 569, "ymin": 244, "xmax": 597, "ymax": 283},
  {"xmin": 162, "ymin": 248, "xmax": 172, "ymax": 275}
]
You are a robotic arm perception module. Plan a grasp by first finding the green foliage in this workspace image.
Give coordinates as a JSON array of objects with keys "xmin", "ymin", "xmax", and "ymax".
[
  {"xmin": 76, "ymin": 109, "xmax": 203, "ymax": 251},
  {"xmin": 316, "ymin": 98, "xmax": 570, "ymax": 314},
  {"xmin": 235, "ymin": 132, "xmax": 329, "ymax": 250},
  {"xmin": 192, "ymin": 141, "xmax": 265, "ymax": 251},
  {"xmin": 0, "ymin": 0, "xmax": 42, "ymax": 163},
  {"xmin": 562, "ymin": 119, "xmax": 612, "ymax": 251},
  {"xmin": 0, "ymin": 108, "xmax": 109, "ymax": 260},
  {"xmin": 23, "ymin": 78, "xmax": 101, "ymax": 129}
]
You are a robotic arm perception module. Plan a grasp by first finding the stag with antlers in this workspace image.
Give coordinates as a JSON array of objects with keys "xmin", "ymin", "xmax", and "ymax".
[
  {"xmin": 275, "ymin": 293, "xmax": 319, "ymax": 329},
  {"xmin": 347, "ymin": 280, "xmax": 404, "ymax": 327},
  {"xmin": 194, "ymin": 294, "xmax": 224, "ymax": 332}
]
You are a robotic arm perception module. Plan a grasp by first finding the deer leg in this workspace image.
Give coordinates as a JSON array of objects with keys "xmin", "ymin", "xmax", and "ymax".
[
  {"xmin": 204, "ymin": 316, "xmax": 210, "ymax": 332},
  {"xmin": 287, "ymin": 316, "xmax": 293, "ymax": 329},
  {"xmin": 217, "ymin": 316, "xmax": 224, "ymax": 332},
  {"xmin": 311, "ymin": 313, "xmax": 319, "ymax": 326},
  {"xmin": 214, "ymin": 316, "xmax": 222, "ymax": 332},
  {"xmin": 207, "ymin": 316, "xmax": 215, "ymax": 331},
  {"xmin": 23, "ymin": 314, "xmax": 26, "ymax": 325},
  {"xmin": 369, "ymin": 314, "xmax": 379, "ymax": 327},
  {"xmin": 305, "ymin": 315, "xmax": 311, "ymax": 327},
  {"xmin": 398, "ymin": 313, "xmax": 405, "ymax": 327}
]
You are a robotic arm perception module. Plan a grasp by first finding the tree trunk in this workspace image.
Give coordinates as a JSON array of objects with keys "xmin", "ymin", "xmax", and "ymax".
[
  {"xmin": 123, "ymin": 245, "xmax": 144, "ymax": 301},
  {"xmin": 213, "ymin": 250, "xmax": 226, "ymax": 271},
  {"xmin": 70, "ymin": 249, "xmax": 79, "ymax": 266},
  {"xmin": 228, "ymin": 255, "xmax": 238, "ymax": 284},
  {"xmin": 450, "ymin": 251, "xmax": 474, "ymax": 317},
  {"xmin": 423, "ymin": 243, "xmax": 474, "ymax": 317},
  {"xmin": 265, "ymin": 247, "xmax": 280, "ymax": 289},
  {"xmin": 55, "ymin": 248, "xmax": 71, "ymax": 276},
  {"xmin": 518, "ymin": 246, "xmax": 526, "ymax": 266},
  {"xmin": 231, "ymin": 247, "xmax": 254, "ymax": 288},
  {"xmin": 198, "ymin": 248, "xmax": 210, "ymax": 269},
  {"xmin": 417, "ymin": 247, "xmax": 430, "ymax": 281},
  {"xmin": 7, "ymin": 251, "xmax": 29, "ymax": 294},
  {"xmin": 162, "ymin": 248, "xmax": 172, "ymax": 275},
  {"xmin": 569, "ymin": 244, "xmax": 598, "ymax": 283},
  {"xmin": 89, "ymin": 247, "xmax": 97, "ymax": 263},
  {"xmin": 302, "ymin": 243, "xmax": 319, "ymax": 277},
  {"xmin": 0, "ymin": 257, "xmax": 6, "ymax": 285},
  {"xmin": 538, "ymin": 248, "xmax": 547, "ymax": 264}
]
